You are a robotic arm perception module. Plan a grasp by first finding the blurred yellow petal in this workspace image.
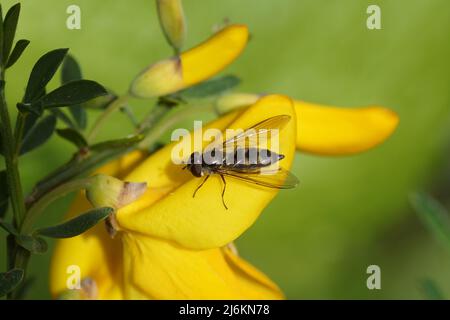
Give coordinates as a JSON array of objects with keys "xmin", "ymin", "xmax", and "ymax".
[
  {"xmin": 49, "ymin": 151, "xmax": 146, "ymax": 299},
  {"xmin": 221, "ymin": 247, "xmax": 284, "ymax": 299},
  {"xmin": 130, "ymin": 24, "xmax": 249, "ymax": 98},
  {"xmin": 295, "ymin": 101, "xmax": 399, "ymax": 155},
  {"xmin": 117, "ymin": 95, "xmax": 297, "ymax": 250},
  {"xmin": 121, "ymin": 233, "xmax": 283, "ymax": 299},
  {"xmin": 213, "ymin": 93, "xmax": 399, "ymax": 155}
]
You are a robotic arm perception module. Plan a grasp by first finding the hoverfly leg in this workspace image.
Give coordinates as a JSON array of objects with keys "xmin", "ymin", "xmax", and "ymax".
[
  {"xmin": 193, "ymin": 175, "xmax": 210, "ymax": 198},
  {"xmin": 220, "ymin": 174, "xmax": 228, "ymax": 210}
]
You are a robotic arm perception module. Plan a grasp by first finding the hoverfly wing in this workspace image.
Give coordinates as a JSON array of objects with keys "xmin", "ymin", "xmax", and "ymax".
[
  {"xmin": 216, "ymin": 166, "xmax": 299, "ymax": 189},
  {"xmin": 222, "ymin": 115, "xmax": 291, "ymax": 149}
]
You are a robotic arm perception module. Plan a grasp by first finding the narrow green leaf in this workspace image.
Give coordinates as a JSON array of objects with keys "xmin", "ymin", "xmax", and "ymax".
[
  {"xmin": 0, "ymin": 219, "xmax": 17, "ymax": 235},
  {"xmin": 22, "ymin": 112, "xmax": 39, "ymax": 138},
  {"xmin": 14, "ymin": 277, "xmax": 35, "ymax": 300},
  {"xmin": 49, "ymin": 109, "xmax": 77, "ymax": 129},
  {"xmin": 410, "ymin": 192, "xmax": 450, "ymax": 248},
  {"xmin": 179, "ymin": 75, "xmax": 241, "ymax": 98},
  {"xmin": 0, "ymin": 170, "xmax": 8, "ymax": 218},
  {"xmin": 23, "ymin": 48, "xmax": 69, "ymax": 103},
  {"xmin": 16, "ymin": 235, "xmax": 48, "ymax": 254},
  {"xmin": 20, "ymin": 115, "xmax": 56, "ymax": 155},
  {"xmin": 36, "ymin": 207, "xmax": 113, "ymax": 238},
  {"xmin": 69, "ymin": 105, "xmax": 87, "ymax": 129},
  {"xmin": 61, "ymin": 54, "xmax": 86, "ymax": 129},
  {"xmin": 420, "ymin": 278, "xmax": 445, "ymax": 300},
  {"xmin": 90, "ymin": 134, "xmax": 144, "ymax": 152},
  {"xmin": 68, "ymin": 105, "xmax": 87, "ymax": 129},
  {"xmin": 0, "ymin": 268, "xmax": 24, "ymax": 297},
  {"xmin": 81, "ymin": 92, "xmax": 117, "ymax": 110},
  {"xmin": 39, "ymin": 80, "xmax": 107, "ymax": 109},
  {"xmin": 6, "ymin": 39, "xmax": 30, "ymax": 68},
  {"xmin": 2, "ymin": 3, "xmax": 21, "ymax": 65},
  {"xmin": 56, "ymin": 128, "xmax": 88, "ymax": 149},
  {"xmin": 61, "ymin": 54, "xmax": 82, "ymax": 83}
]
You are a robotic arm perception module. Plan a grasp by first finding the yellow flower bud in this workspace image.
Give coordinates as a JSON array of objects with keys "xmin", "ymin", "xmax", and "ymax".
[
  {"xmin": 156, "ymin": 0, "xmax": 187, "ymax": 53},
  {"xmin": 215, "ymin": 93, "xmax": 260, "ymax": 114},
  {"xmin": 130, "ymin": 24, "xmax": 249, "ymax": 98},
  {"xmin": 86, "ymin": 174, "xmax": 147, "ymax": 209}
]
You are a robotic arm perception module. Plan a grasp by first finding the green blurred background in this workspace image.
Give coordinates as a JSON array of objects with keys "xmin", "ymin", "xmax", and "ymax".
[{"xmin": 1, "ymin": 0, "xmax": 450, "ymax": 299}]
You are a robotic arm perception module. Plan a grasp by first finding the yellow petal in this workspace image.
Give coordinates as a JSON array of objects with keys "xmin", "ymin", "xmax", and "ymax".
[
  {"xmin": 122, "ymin": 233, "xmax": 283, "ymax": 299},
  {"xmin": 117, "ymin": 95, "xmax": 297, "ymax": 250},
  {"xmin": 49, "ymin": 194, "xmax": 124, "ymax": 300},
  {"xmin": 130, "ymin": 24, "xmax": 249, "ymax": 98},
  {"xmin": 221, "ymin": 247, "xmax": 284, "ymax": 299},
  {"xmin": 212, "ymin": 93, "xmax": 399, "ymax": 155},
  {"xmin": 295, "ymin": 101, "xmax": 399, "ymax": 155},
  {"xmin": 49, "ymin": 151, "xmax": 146, "ymax": 299}
]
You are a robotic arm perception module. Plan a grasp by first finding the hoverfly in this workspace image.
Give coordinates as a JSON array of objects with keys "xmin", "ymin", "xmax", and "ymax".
[{"xmin": 184, "ymin": 115, "xmax": 299, "ymax": 209}]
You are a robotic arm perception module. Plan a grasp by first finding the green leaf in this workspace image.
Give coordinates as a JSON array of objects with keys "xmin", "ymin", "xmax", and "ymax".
[
  {"xmin": 16, "ymin": 235, "xmax": 48, "ymax": 254},
  {"xmin": 61, "ymin": 54, "xmax": 82, "ymax": 83},
  {"xmin": 56, "ymin": 128, "xmax": 88, "ymax": 149},
  {"xmin": 20, "ymin": 115, "xmax": 56, "ymax": 155},
  {"xmin": 0, "ymin": 170, "xmax": 8, "ymax": 219},
  {"xmin": 2, "ymin": 3, "xmax": 21, "ymax": 65},
  {"xmin": 420, "ymin": 278, "xmax": 445, "ymax": 300},
  {"xmin": 0, "ymin": 268, "xmax": 24, "ymax": 297},
  {"xmin": 6, "ymin": 39, "xmax": 30, "ymax": 68},
  {"xmin": 61, "ymin": 54, "xmax": 87, "ymax": 129},
  {"xmin": 81, "ymin": 92, "xmax": 117, "ymax": 110},
  {"xmin": 49, "ymin": 109, "xmax": 77, "ymax": 129},
  {"xmin": 179, "ymin": 75, "xmax": 241, "ymax": 98},
  {"xmin": 23, "ymin": 48, "xmax": 69, "ymax": 103},
  {"xmin": 410, "ymin": 192, "xmax": 450, "ymax": 249},
  {"xmin": 39, "ymin": 80, "xmax": 107, "ymax": 109},
  {"xmin": 22, "ymin": 111, "xmax": 39, "ymax": 138},
  {"xmin": 90, "ymin": 134, "xmax": 144, "ymax": 152},
  {"xmin": 14, "ymin": 276, "xmax": 35, "ymax": 300},
  {"xmin": 36, "ymin": 207, "xmax": 113, "ymax": 238},
  {"xmin": 0, "ymin": 219, "xmax": 17, "ymax": 235}
]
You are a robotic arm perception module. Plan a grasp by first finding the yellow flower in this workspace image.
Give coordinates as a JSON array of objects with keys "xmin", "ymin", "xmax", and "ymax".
[
  {"xmin": 216, "ymin": 94, "xmax": 400, "ymax": 155},
  {"xmin": 50, "ymin": 95, "xmax": 293, "ymax": 299},
  {"xmin": 50, "ymin": 93, "xmax": 398, "ymax": 299},
  {"xmin": 50, "ymin": 19, "xmax": 399, "ymax": 299},
  {"xmin": 130, "ymin": 24, "xmax": 249, "ymax": 98}
]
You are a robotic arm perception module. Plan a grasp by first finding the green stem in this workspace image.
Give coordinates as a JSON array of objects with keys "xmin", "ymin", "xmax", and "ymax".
[
  {"xmin": 21, "ymin": 177, "xmax": 92, "ymax": 234},
  {"xmin": 137, "ymin": 102, "xmax": 172, "ymax": 133},
  {"xmin": 0, "ymin": 74, "xmax": 28, "ymax": 300},
  {"xmin": 13, "ymin": 111, "xmax": 27, "ymax": 155},
  {"xmin": 25, "ymin": 146, "xmax": 133, "ymax": 209},
  {"xmin": 87, "ymin": 95, "xmax": 129, "ymax": 143},
  {"xmin": 0, "ymin": 81, "xmax": 26, "ymax": 228}
]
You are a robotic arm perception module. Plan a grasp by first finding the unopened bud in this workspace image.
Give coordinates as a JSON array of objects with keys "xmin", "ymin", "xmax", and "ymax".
[
  {"xmin": 129, "ymin": 24, "xmax": 249, "ymax": 98},
  {"xmin": 130, "ymin": 57, "xmax": 183, "ymax": 99},
  {"xmin": 157, "ymin": 0, "xmax": 187, "ymax": 54},
  {"xmin": 215, "ymin": 93, "xmax": 260, "ymax": 115},
  {"xmin": 86, "ymin": 174, "xmax": 147, "ymax": 209}
]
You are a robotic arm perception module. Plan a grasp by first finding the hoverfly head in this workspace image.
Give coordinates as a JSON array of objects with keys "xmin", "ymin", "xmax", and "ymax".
[{"xmin": 186, "ymin": 152, "xmax": 203, "ymax": 177}]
